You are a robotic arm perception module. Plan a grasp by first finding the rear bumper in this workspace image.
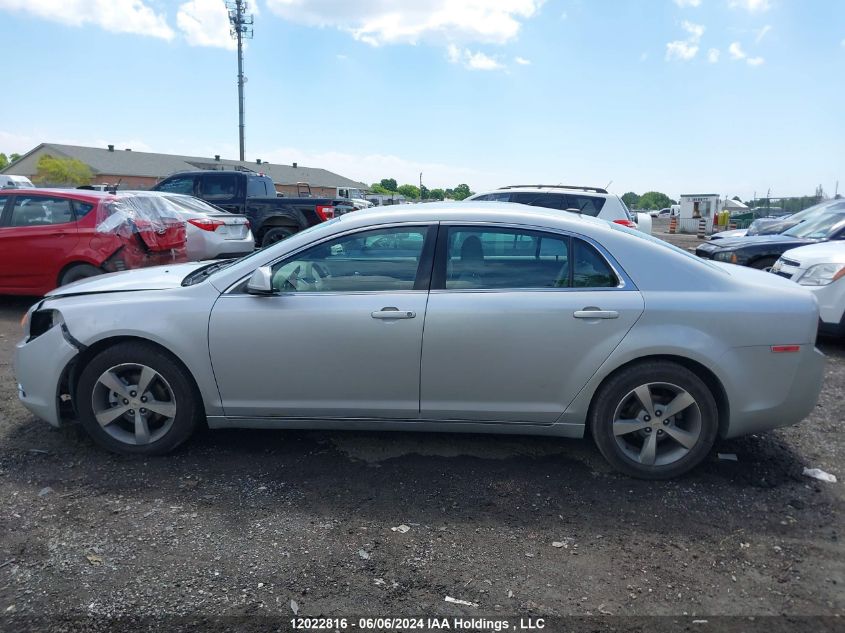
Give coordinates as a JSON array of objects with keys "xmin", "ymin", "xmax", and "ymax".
[
  {"xmin": 721, "ymin": 345, "xmax": 825, "ymax": 438},
  {"xmin": 14, "ymin": 325, "xmax": 79, "ymax": 428}
]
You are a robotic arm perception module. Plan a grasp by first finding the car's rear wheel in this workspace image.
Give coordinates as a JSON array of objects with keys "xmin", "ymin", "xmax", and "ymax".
[
  {"xmin": 59, "ymin": 263, "xmax": 102, "ymax": 287},
  {"xmin": 261, "ymin": 226, "xmax": 295, "ymax": 248},
  {"xmin": 750, "ymin": 257, "xmax": 777, "ymax": 271},
  {"xmin": 590, "ymin": 361, "xmax": 719, "ymax": 479},
  {"xmin": 76, "ymin": 342, "xmax": 201, "ymax": 455}
]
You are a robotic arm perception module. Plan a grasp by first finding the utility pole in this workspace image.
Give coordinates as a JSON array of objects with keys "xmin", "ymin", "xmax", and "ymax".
[
  {"xmin": 419, "ymin": 172, "xmax": 423, "ymax": 202},
  {"xmin": 227, "ymin": 0, "xmax": 253, "ymax": 162}
]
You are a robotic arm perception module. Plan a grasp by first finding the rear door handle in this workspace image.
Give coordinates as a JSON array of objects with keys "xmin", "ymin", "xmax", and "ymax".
[
  {"xmin": 372, "ymin": 307, "xmax": 416, "ymax": 319},
  {"xmin": 573, "ymin": 308, "xmax": 619, "ymax": 319}
]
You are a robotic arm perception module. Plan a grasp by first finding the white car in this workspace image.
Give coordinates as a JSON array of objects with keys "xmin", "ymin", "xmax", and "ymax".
[
  {"xmin": 124, "ymin": 192, "xmax": 254, "ymax": 260},
  {"xmin": 0, "ymin": 174, "xmax": 35, "ymax": 189},
  {"xmin": 466, "ymin": 185, "xmax": 652, "ymax": 233},
  {"xmin": 772, "ymin": 242, "xmax": 845, "ymax": 336}
]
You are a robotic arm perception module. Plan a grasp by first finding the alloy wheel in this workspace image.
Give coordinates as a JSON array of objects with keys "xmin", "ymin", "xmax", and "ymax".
[
  {"xmin": 611, "ymin": 382, "xmax": 702, "ymax": 467},
  {"xmin": 91, "ymin": 363, "xmax": 177, "ymax": 446}
]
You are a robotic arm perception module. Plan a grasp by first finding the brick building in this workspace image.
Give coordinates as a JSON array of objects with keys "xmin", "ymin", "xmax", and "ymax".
[{"xmin": 1, "ymin": 143, "xmax": 368, "ymax": 197}]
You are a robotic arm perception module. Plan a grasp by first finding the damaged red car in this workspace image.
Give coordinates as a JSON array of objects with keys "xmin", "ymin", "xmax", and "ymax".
[{"xmin": 0, "ymin": 189, "xmax": 186, "ymax": 296}]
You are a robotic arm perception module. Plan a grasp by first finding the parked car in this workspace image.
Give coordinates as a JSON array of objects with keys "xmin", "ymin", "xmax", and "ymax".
[
  {"xmin": 123, "ymin": 192, "xmax": 254, "ymax": 260},
  {"xmin": 745, "ymin": 199, "xmax": 845, "ymax": 236},
  {"xmin": 153, "ymin": 170, "xmax": 354, "ymax": 247},
  {"xmin": 709, "ymin": 228, "xmax": 748, "ymax": 241},
  {"xmin": 0, "ymin": 189, "xmax": 186, "ymax": 296},
  {"xmin": 0, "ymin": 175, "xmax": 35, "ymax": 189},
  {"xmin": 653, "ymin": 208, "xmax": 672, "ymax": 218},
  {"xmin": 772, "ymin": 242, "xmax": 845, "ymax": 336},
  {"xmin": 465, "ymin": 185, "xmax": 653, "ymax": 234},
  {"xmin": 696, "ymin": 209, "xmax": 845, "ymax": 270},
  {"xmin": 15, "ymin": 202, "xmax": 823, "ymax": 479}
]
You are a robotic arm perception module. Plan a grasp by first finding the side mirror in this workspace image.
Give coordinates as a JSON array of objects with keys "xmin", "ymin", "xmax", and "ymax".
[{"xmin": 246, "ymin": 266, "xmax": 275, "ymax": 295}]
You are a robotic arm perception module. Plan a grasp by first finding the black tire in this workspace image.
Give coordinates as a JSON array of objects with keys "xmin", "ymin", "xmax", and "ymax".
[
  {"xmin": 76, "ymin": 342, "xmax": 202, "ymax": 455},
  {"xmin": 261, "ymin": 226, "xmax": 295, "ymax": 248},
  {"xmin": 750, "ymin": 257, "xmax": 777, "ymax": 271},
  {"xmin": 589, "ymin": 361, "xmax": 719, "ymax": 479},
  {"xmin": 59, "ymin": 263, "xmax": 102, "ymax": 287}
]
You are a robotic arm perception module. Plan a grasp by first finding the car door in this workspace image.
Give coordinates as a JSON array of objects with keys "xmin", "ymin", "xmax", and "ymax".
[
  {"xmin": 208, "ymin": 224, "xmax": 436, "ymax": 419},
  {"xmin": 0, "ymin": 194, "xmax": 79, "ymax": 292},
  {"xmin": 420, "ymin": 224, "xmax": 644, "ymax": 423}
]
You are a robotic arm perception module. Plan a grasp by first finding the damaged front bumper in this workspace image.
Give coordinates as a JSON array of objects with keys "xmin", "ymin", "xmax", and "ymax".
[{"xmin": 14, "ymin": 319, "xmax": 80, "ymax": 428}]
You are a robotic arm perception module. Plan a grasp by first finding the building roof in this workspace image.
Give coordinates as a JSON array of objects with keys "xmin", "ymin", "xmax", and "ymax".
[{"xmin": 1, "ymin": 143, "xmax": 368, "ymax": 189}]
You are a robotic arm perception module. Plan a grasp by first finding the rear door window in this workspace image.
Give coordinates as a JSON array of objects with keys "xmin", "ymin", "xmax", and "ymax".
[
  {"xmin": 201, "ymin": 174, "xmax": 239, "ymax": 201},
  {"xmin": 443, "ymin": 227, "xmax": 570, "ymax": 289},
  {"xmin": 568, "ymin": 195, "xmax": 606, "ymax": 217},
  {"xmin": 247, "ymin": 177, "xmax": 270, "ymax": 197},
  {"xmin": 473, "ymin": 192, "xmax": 512, "ymax": 202},
  {"xmin": 9, "ymin": 196, "xmax": 75, "ymax": 226},
  {"xmin": 510, "ymin": 192, "xmax": 568, "ymax": 210}
]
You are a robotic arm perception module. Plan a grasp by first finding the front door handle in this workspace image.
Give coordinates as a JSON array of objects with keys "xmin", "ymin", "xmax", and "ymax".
[
  {"xmin": 372, "ymin": 307, "xmax": 416, "ymax": 319},
  {"xmin": 573, "ymin": 308, "xmax": 619, "ymax": 319}
]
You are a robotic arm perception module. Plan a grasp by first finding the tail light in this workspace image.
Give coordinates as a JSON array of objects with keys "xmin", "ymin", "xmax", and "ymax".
[
  {"xmin": 315, "ymin": 205, "xmax": 335, "ymax": 221},
  {"xmin": 613, "ymin": 219, "xmax": 638, "ymax": 229},
  {"xmin": 771, "ymin": 345, "xmax": 800, "ymax": 353},
  {"xmin": 188, "ymin": 218, "xmax": 225, "ymax": 232}
]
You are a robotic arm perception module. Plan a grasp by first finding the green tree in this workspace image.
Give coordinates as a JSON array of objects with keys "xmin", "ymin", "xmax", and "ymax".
[
  {"xmin": 380, "ymin": 178, "xmax": 398, "ymax": 192},
  {"xmin": 370, "ymin": 183, "xmax": 390, "ymax": 194},
  {"xmin": 637, "ymin": 191, "xmax": 674, "ymax": 210},
  {"xmin": 34, "ymin": 154, "xmax": 93, "ymax": 186},
  {"xmin": 451, "ymin": 183, "xmax": 473, "ymax": 201},
  {"xmin": 0, "ymin": 153, "xmax": 8, "ymax": 170},
  {"xmin": 731, "ymin": 195, "xmax": 741, "ymax": 201},
  {"xmin": 621, "ymin": 192, "xmax": 640, "ymax": 208},
  {"xmin": 420, "ymin": 184, "xmax": 430, "ymax": 200},
  {"xmin": 9, "ymin": 153, "xmax": 21, "ymax": 164},
  {"xmin": 396, "ymin": 184, "xmax": 420, "ymax": 199},
  {"xmin": 429, "ymin": 188, "xmax": 445, "ymax": 201}
]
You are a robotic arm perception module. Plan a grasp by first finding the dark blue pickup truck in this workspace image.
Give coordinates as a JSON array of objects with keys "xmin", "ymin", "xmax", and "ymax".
[{"xmin": 153, "ymin": 170, "xmax": 353, "ymax": 247}]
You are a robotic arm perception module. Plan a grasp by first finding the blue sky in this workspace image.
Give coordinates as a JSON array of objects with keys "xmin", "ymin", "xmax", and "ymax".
[{"xmin": 0, "ymin": 0, "xmax": 842, "ymax": 199}]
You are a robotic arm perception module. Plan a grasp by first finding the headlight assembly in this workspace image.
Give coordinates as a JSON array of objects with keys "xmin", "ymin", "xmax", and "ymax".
[{"xmin": 798, "ymin": 263, "xmax": 845, "ymax": 286}]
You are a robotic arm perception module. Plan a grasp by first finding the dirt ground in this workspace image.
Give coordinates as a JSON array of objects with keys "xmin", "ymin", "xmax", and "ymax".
[{"xmin": 0, "ymin": 223, "xmax": 842, "ymax": 632}]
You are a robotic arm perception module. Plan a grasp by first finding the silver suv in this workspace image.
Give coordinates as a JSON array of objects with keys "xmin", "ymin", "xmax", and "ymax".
[{"xmin": 466, "ymin": 185, "xmax": 652, "ymax": 233}]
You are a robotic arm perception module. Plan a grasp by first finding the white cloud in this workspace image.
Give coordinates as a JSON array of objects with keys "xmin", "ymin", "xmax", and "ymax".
[
  {"xmin": 728, "ymin": 41, "xmax": 764, "ymax": 65},
  {"xmin": 728, "ymin": 41, "xmax": 747, "ymax": 59},
  {"xmin": 0, "ymin": 0, "xmax": 173, "ymax": 40},
  {"xmin": 754, "ymin": 24, "xmax": 772, "ymax": 43},
  {"xmin": 707, "ymin": 48, "xmax": 720, "ymax": 62},
  {"xmin": 177, "ymin": 0, "xmax": 236, "ymax": 50},
  {"xmin": 666, "ymin": 40, "xmax": 698, "ymax": 60},
  {"xmin": 263, "ymin": 0, "xmax": 544, "ymax": 46},
  {"xmin": 673, "ymin": 0, "xmax": 702, "ymax": 7},
  {"xmin": 514, "ymin": 56, "xmax": 531, "ymax": 65},
  {"xmin": 681, "ymin": 20, "xmax": 705, "ymax": 42},
  {"xmin": 666, "ymin": 20, "xmax": 704, "ymax": 61},
  {"xmin": 729, "ymin": 0, "xmax": 771, "ymax": 13},
  {"xmin": 447, "ymin": 44, "xmax": 503, "ymax": 70}
]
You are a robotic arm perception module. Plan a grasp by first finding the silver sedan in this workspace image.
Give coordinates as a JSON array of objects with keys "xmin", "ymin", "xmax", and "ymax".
[{"xmin": 14, "ymin": 203, "xmax": 824, "ymax": 478}]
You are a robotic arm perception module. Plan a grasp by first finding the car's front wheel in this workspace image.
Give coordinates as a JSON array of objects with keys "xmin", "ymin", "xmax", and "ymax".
[
  {"xmin": 590, "ymin": 361, "xmax": 719, "ymax": 479},
  {"xmin": 76, "ymin": 342, "xmax": 201, "ymax": 455}
]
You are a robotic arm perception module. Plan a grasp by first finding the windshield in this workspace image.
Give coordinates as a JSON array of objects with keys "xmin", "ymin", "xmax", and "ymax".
[
  {"xmin": 783, "ymin": 200, "xmax": 845, "ymax": 224},
  {"xmin": 783, "ymin": 211, "xmax": 845, "ymax": 239},
  {"xmin": 186, "ymin": 217, "xmax": 343, "ymax": 284}
]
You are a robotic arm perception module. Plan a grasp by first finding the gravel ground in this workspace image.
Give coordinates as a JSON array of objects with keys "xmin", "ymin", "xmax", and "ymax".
[{"xmin": 0, "ymin": 224, "xmax": 842, "ymax": 631}]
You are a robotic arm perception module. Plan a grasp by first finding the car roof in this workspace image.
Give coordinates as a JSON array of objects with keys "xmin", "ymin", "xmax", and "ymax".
[
  {"xmin": 338, "ymin": 201, "xmax": 613, "ymax": 233},
  {"xmin": 472, "ymin": 186, "xmax": 613, "ymax": 197},
  {"xmin": 0, "ymin": 188, "xmax": 112, "ymax": 202}
]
